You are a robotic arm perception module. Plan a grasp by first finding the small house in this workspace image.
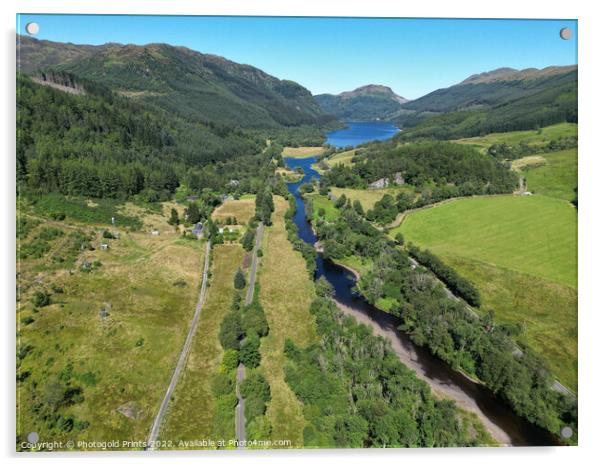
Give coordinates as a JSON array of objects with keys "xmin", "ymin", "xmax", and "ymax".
[
  {"xmin": 100, "ymin": 243, "xmax": 109, "ymax": 251},
  {"xmin": 191, "ymin": 222, "xmax": 204, "ymax": 238},
  {"xmin": 151, "ymin": 230, "xmax": 160, "ymax": 236}
]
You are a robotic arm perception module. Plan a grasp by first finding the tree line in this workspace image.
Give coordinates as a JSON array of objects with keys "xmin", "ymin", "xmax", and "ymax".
[
  {"xmin": 283, "ymin": 281, "xmax": 491, "ymax": 447},
  {"xmin": 314, "ymin": 203, "xmax": 576, "ymax": 441}
]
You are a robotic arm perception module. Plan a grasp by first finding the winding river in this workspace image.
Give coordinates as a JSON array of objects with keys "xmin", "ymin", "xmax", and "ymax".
[{"xmin": 284, "ymin": 139, "xmax": 558, "ymax": 446}]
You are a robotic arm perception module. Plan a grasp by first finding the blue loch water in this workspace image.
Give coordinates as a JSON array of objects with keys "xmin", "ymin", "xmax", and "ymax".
[{"xmin": 326, "ymin": 121, "xmax": 399, "ymax": 148}]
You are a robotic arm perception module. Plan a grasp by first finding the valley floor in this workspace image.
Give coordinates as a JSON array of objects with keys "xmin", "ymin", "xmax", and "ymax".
[{"xmin": 255, "ymin": 196, "xmax": 318, "ymax": 447}]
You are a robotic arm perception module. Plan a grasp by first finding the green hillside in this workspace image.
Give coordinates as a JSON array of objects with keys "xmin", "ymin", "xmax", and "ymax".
[
  {"xmin": 17, "ymin": 74, "xmax": 270, "ymax": 200},
  {"xmin": 395, "ymin": 66, "xmax": 577, "ymax": 139},
  {"xmin": 19, "ymin": 36, "xmax": 334, "ymax": 129},
  {"xmin": 454, "ymin": 123, "xmax": 577, "ymax": 152}
]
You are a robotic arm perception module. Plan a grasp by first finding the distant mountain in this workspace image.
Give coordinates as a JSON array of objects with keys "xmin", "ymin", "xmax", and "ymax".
[
  {"xmin": 394, "ymin": 65, "xmax": 577, "ymax": 139},
  {"xmin": 18, "ymin": 35, "xmax": 334, "ymax": 129},
  {"xmin": 400, "ymin": 65, "xmax": 576, "ymax": 114},
  {"xmin": 315, "ymin": 84, "xmax": 409, "ymax": 121},
  {"xmin": 17, "ymin": 36, "xmax": 106, "ymax": 73}
]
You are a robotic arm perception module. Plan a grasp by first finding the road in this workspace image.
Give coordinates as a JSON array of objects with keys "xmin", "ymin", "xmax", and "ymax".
[
  {"xmin": 235, "ymin": 222, "xmax": 264, "ymax": 449},
  {"xmin": 245, "ymin": 223, "xmax": 264, "ymax": 306},
  {"xmin": 146, "ymin": 240, "xmax": 212, "ymax": 450}
]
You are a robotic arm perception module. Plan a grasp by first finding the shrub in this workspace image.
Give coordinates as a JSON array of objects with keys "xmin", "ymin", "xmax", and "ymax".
[
  {"xmin": 211, "ymin": 372, "xmax": 234, "ymax": 397},
  {"xmin": 219, "ymin": 310, "xmax": 243, "ymax": 351},
  {"xmin": 234, "ymin": 268, "xmax": 246, "ymax": 290},
  {"xmin": 239, "ymin": 334, "xmax": 261, "ymax": 368},
  {"xmin": 20, "ymin": 316, "xmax": 35, "ymax": 326},
  {"xmin": 221, "ymin": 349, "xmax": 239, "ymax": 372},
  {"xmin": 32, "ymin": 290, "xmax": 52, "ymax": 308},
  {"xmin": 242, "ymin": 302, "xmax": 269, "ymax": 338}
]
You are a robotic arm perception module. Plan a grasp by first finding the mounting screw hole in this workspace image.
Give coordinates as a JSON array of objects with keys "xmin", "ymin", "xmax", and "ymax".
[
  {"xmin": 25, "ymin": 22, "xmax": 40, "ymax": 35},
  {"xmin": 559, "ymin": 28, "xmax": 572, "ymax": 40}
]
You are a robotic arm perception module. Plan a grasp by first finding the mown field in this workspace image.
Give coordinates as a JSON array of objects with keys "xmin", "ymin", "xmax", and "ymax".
[
  {"xmin": 396, "ymin": 194, "xmax": 577, "ymax": 389},
  {"xmin": 17, "ymin": 199, "xmax": 205, "ymax": 449},
  {"xmin": 212, "ymin": 196, "xmax": 257, "ymax": 225},
  {"xmin": 282, "ymin": 146, "xmax": 325, "ymax": 158},
  {"xmin": 255, "ymin": 196, "xmax": 317, "ymax": 447},
  {"xmin": 515, "ymin": 149, "xmax": 577, "ymax": 202},
  {"xmin": 453, "ymin": 122, "xmax": 577, "ymax": 152},
  {"xmin": 160, "ymin": 244, "xmax": 244, "ymax": 446},
  {"xmin": 396, "ymin": 195, "xmax": 577, "ymax": 288}
]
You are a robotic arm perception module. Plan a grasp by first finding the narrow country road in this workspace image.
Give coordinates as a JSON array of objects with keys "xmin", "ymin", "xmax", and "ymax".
[
  {"xmin": 235, "ymin": 222, "xmax": 264, "ymax": 449},
  {"xmin": 146, "ymin": 240, "xmax": 212, "ymax": 450},
  {"xmin": 245, "ymin": 223, "xmax": 264, "ymax": 306}
]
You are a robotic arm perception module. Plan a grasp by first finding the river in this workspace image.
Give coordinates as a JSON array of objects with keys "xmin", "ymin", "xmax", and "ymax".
[{"xmin": 284, "ymin": 149, "xmax": 558, "ymax": 447}]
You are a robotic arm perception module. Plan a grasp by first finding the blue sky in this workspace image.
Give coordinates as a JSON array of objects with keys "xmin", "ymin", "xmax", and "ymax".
[{"xmin": 17, "ymin": 15, "xmax": 577, "ymax": 99}]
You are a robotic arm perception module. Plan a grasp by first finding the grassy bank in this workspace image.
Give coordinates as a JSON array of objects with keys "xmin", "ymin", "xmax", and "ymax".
[
  {"xmin": 256, "ymin": 196, "xmax": 317, "ymax": 447},
  {"xmin": 443, "ymin": 254, "xmax": 577, "ymax": 391}
]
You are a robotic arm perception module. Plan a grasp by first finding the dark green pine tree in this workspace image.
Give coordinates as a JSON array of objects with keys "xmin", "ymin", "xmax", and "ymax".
[
  {"xmin": 168, "ymin": 208, "xmax": 180, "ymax": 226},
  {"xmin": 234, "ymin": 268, "xmax": 246, "ymax": 290},
  {"xmin": 186, "ymin": 202, "xmax": 201, "ymax": 224}
]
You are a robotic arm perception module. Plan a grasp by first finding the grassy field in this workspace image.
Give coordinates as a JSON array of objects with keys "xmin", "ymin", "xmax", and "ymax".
[
  {"xmin": 444, "ymin": 254, "xmax": 577, "ymax": 390},
  {"xmin": 453, "ymin": 123, "xmax": 577, "ymax": 152},
  {"xmin": 516, "ymin": 149, "xmax": 577, "ymax": 202},
  {"xmin": 327, "ymin": 149, "xmax": 357, "ymax": 167},
  {"xmin": 306, "ymin": 194, "xmax": 340, "ymax": 222},
  {"xmin": 212, "ymin": 196, "xmax": 256, "ymax": 225},
  {"xmin": 282, "ymin": 146, "xmax": 325, "ymax": 158},
  {"xmin": 331, "ymin": 186, "xmax": 413, "ymax": 211},
  {"xmin": 160, "ymin": 244, "xmax": 244, "ymax": 445},
  {"xmin": 396, "ymin": 195, "xmax": 577, "ymax": 288},
  {"xmin": 396, "ymin": 194, "xmax": 577, "ymax": 389},
  {"xmin": 256, "ymin": 196, "xmax": 317, "ymax": 447},
  {"xmin": 17, "ymin": 201, "xmax": 206, "ymax": 449}
]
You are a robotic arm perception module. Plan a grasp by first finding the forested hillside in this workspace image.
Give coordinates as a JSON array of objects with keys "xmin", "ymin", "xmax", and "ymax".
[
  {"xmin": 323, "ymin": 141, "xmax": 517, "ymax": 194},
  {"xmin": 393, "ymin": 66, "xmax": 577, "ymax": 139},
  {"xmin": 16, "ymin": 74, "xmax": 268, "ymax": 201},
  {"xmin": 19, "ymin": 36, "xmax": 335, "ymax": 129}
]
